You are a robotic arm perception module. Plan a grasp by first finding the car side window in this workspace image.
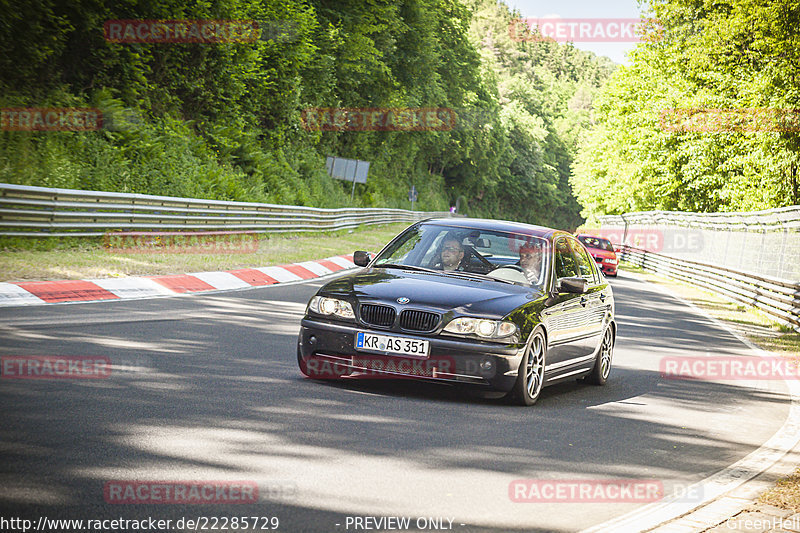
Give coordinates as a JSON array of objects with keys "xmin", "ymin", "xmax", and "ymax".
[
  {"xmin": 569, "ymin": 239, "xmax": 597, "ymax": 284},
  {"xmin": 554, "ymin": 238, "xmax": 579, "ymax": 280}
]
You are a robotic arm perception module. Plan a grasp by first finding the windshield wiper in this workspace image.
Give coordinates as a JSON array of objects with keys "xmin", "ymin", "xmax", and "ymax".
[
  {"xmin": 374, "ymin": 263, "xmax": 440, "ymax": 274},
  {"xmin": 444, "ymin": 270, "xmax": 518, "ymax": 285}
]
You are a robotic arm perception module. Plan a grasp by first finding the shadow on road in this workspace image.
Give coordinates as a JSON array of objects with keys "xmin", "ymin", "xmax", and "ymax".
[{"xmin": 0, "ymin": 273, "xmax": 791, "ymax": 532}]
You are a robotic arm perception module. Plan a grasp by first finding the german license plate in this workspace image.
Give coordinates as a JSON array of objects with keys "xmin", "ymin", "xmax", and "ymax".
[{"xmin": 355, "ymin": 331, "xmax": 429, "ymax": 358}]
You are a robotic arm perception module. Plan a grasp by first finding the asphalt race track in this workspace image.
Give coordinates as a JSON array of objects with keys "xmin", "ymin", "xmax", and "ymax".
[{"xmin": 0, "ymin": 271, "xmax": 792, "ymax": 532}]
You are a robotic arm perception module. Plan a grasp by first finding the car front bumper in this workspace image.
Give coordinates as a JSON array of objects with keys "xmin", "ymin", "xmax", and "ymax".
[
  {"xmin": 601, "ymin": 263, "xmax": 617, "ymax": 275},
  {"xmin": 297, "ymin": 318, "xmax": 524, "ymax": 392}
]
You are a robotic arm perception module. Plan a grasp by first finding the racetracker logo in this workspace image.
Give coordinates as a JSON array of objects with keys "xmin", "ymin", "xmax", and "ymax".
[
  {"xmin": 660, "ymin": 108, "xmax": 800, "ymax": 132},
  {"xmin": 103, "ymin": 231, "xmax": 259, "ymax": 254},
  {"xmin": 508, "ymin": 18, "xmax": 659, "ymax": 42},
  {"xmin": 103, "ymin": 481, "xmax": 258, "ymax": 504},
  {"xmin": 660, "ymin": 356, "xmax": 800, "ymax": 380},
  {"xmin": 1, "ymin": 108, "xmax": 103, "ymax": 131},
  {"xmin": 509, "ymin": 479, "xmax": 663, "ymax": 502},
  {"xmin": 301, "ymin": 108, "xmax": 457, "ymax": 132},
  {"xmin": 104, "ymin": 20, "xmax": 265, "ymax": 43},
  {"xmin": 581, "ymin": 227, "xmax": 703, "ymax": 254},
  {"xmin": 1, "ymin": 356, "xmax": 111, "ymax": 379},
  {"xmin": 303, "ymin": 356, "xmax": 461, "ymax": 380}
]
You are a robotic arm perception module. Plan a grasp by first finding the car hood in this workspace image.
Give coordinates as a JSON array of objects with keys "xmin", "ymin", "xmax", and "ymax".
[{"xmin": 321, "ymin": 267, "xmax": 539, "ymax": 318}]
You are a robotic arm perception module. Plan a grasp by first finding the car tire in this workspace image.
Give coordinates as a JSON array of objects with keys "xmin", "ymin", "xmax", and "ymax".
[
  {"xmin": 508, "ymin": 328, "xmax": 546, "ymax": 406},
  {"xmin": 587, "ymin": 326, "xmax": 614, "ymax": 385}
]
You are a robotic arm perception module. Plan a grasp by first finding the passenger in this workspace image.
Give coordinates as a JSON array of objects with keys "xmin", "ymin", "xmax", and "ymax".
[
  {"xmin": 439, "ymin": 236, "xmax": 465, "ymax": 271},
  {"xmin": 519, "ymin": 242, "xmax": 544, "ymax": 284}
]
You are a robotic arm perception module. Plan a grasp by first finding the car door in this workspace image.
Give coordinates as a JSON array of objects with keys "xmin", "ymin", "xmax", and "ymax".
[
  {"xmin": 569, "ymin": 237, "xmax": 609, "ymax": 356},
  {"xmin": 541, "ymin": 236, "xmax": 589, "ymax": 378}
]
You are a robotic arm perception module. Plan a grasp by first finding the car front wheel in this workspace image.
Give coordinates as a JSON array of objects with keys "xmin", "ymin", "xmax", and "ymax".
[
  {"xmin": 587, "ymin": 326, "xmax": 614, "ymax": 385},
  {"xmin": 508, "ymin": 328, "xmax": 546, "ymax": 406}
]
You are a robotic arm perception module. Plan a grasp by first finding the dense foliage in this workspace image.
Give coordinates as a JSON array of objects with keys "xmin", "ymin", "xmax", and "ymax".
[
  {"xmin": 0, "ymin": 0, "xmax": 613, "ymax": 229},
  {"xmin": 572, "ymin": 0, "xmax": 800, "ymax": 217}
]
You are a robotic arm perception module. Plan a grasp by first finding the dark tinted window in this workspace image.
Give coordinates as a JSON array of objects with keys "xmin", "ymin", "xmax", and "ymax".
[
  {"xmin": 554, "ymin": 238, "xmax": 579, "ymax": 279},
  {"xmin": 570, "ymin": 239, "xmax": 597, "ymax": 283}
]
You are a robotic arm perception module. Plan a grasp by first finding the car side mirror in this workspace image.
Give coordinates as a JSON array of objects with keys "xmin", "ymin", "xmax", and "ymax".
[
  {"xmin": 353, "ymin": 250, "xmax": 373, "ymax": 267},
  {"xmin": 557, "ymin": 277, "xmax": 588, "ymax": 294}
]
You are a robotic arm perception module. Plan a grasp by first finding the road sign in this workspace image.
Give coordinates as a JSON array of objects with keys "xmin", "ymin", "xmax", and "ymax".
[{"xmin": 325, "ymin": 156, "xmax": 369, "ymax": 184}]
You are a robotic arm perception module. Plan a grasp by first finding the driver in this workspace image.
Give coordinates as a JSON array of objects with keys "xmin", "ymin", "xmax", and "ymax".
[
  {"xmin": 439, "ymin": 236, "xmax": 465, "ymax": 271},
  {"xmin": 519, "ymin": 242, "xmax": 543, "ymax": 283}
]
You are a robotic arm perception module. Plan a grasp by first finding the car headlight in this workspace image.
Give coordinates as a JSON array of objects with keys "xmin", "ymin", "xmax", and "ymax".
[
  {"xmin": 308, "ymin": 296, "xmax": 355, "ymax": 319},
  {"xmin": 443, "ymin": 317, "xmax": 517, "ymax": 339}
]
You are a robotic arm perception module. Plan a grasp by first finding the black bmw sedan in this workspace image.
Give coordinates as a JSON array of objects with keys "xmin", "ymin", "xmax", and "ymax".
[{"xmin": 297, "ymin": 218, "xmax": 616, "ymax": 405}]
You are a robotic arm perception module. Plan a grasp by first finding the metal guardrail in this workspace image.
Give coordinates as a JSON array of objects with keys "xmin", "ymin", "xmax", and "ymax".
[
  {"xmin": 599, "ymin": 206, "xmax": 800, "ymax": 232},
  {"xmin": 598, "ymin": 208, "xmax": 800, "ymax": 281},
  {"xmin": 618, "ymin": 245, "xmax": 800, "ymax": 332},
  {"xmin": 598, "ymin": 206, "xmax": 800, "ymax": 333},
  {"xmin": 0, "ymin": 183, "xmax": 450, "ymax": 237}
]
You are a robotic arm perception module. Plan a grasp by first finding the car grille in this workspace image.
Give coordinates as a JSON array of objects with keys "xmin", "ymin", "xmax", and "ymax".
[
  {"xmin": 399, "ymin": 310, "xmax": 440, "ymax": 332},
  {"xmin": 594, "ymin": 256, "xmax": 603, "ymax": 263},
  {"xmin": 360, "ymin": 304, "xmax": 396, "ymax": 327}
]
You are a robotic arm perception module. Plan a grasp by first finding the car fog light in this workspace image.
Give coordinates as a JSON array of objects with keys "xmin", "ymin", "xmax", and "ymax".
[
  {"xmin": 309, "ymin": 335, "xmax": 317, "ymax": 345},
  {"xmin": 480, "ymin": 359, "xmax": 494, "ymax": 372}
]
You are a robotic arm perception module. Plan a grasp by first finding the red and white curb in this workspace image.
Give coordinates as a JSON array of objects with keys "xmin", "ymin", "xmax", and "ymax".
[{"xmin": 0, "ymin": 254, "xmax": 356, "ymax": 307}]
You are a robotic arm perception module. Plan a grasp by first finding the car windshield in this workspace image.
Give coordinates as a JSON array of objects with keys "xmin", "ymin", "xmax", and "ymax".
[
  {"xmin": 578, "ymin": 236, "xmax": 614, "ymax": 251},
  {"xmin": 373, "ymin": 223, "xmax": 550, "ymax": 288}
]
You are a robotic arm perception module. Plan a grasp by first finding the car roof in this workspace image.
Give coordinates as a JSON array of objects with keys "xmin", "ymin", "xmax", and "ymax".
[{"xmin": 422, "ymin": 217, "xmax": 570, "ymax": 240}]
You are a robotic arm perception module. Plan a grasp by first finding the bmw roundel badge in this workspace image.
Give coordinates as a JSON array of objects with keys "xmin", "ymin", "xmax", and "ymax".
[{"xmin": 397, "ymin": 297, "xmax": 410, "ymax": 304}]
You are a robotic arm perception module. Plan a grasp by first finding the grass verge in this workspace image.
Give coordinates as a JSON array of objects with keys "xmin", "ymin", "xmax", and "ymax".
[
  {"xmin": 619, "ymin": 262, "xmax": 800, "ymax": 512},
  {"xmin": 759, "ymin": 469, "xmax": 800, "ymax": 512},
  {"xmin": 0, "ymin": 223, "xmax": 409, "ymax": 282}
]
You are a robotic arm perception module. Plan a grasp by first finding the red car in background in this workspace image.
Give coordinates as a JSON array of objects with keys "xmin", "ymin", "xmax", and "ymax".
[{"xmin": 576, "ymin": 234, "xmax": 618, "ymax": 277}]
